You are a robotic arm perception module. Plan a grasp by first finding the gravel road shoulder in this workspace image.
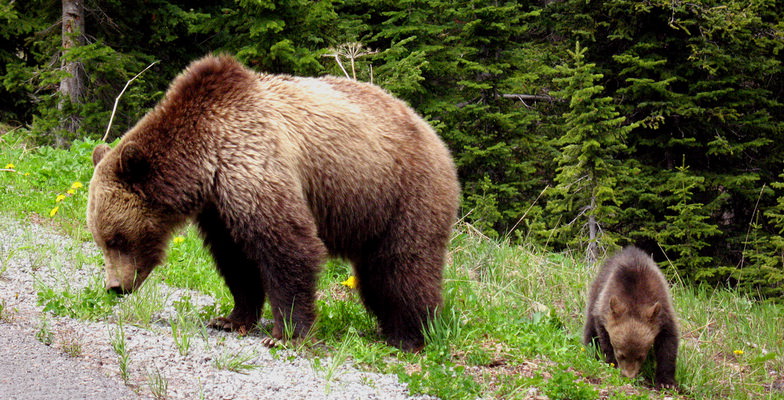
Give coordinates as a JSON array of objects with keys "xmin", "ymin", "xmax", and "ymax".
[{"xmin": 0, "ymin": 215, "xmax": 435, "ymax": 400}]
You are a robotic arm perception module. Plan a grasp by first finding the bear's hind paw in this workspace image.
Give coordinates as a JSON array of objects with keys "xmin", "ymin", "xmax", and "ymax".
[{"xmin": 260, "ymin": 336, "xmax": 282, "ymax": 348}]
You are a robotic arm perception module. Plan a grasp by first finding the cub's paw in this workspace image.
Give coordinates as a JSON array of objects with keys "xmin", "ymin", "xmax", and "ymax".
[{"xmin": 655, "ymin": 381, "xmax": 678, "ymax": 391}]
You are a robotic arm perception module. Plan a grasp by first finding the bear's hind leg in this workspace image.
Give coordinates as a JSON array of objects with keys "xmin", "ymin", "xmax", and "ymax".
[
  {"xmin": 198, "ymin": 206, "xmax": 265, "ymax": 334},
  {"xmin": 355, "ymin": 251, "xmax": 444, "ymax": 352}
]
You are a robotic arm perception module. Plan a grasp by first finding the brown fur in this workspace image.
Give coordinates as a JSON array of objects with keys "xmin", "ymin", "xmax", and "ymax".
[
  {"xmin": 87, "ymin": 55, "xmax": 460, "ymax": 351},
  {"xmin": 583, "ymin": 246, "xmax": 679, "ymax": 388}
]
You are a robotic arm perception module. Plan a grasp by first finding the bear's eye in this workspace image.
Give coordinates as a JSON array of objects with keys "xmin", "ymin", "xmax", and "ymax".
[{"xmin": 106, "ymin": 234, "xmax": 128, "ymax": 250}]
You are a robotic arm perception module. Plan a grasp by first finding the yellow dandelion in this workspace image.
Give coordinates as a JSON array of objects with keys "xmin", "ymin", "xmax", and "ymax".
[
  {"xmin": 55, "ymin": 194, "xmax": 67, "ymax": 202},
  {"xmin": 70, "ymin": 181, "xmax": 83, "ymax": 190},
  {"xmin": 172, "ymin": 236, "xmax": 185, "ymax": 244},
  {"xmin": 341, "ymin": 276, "xmax": 358, "ymax": 289},
  {"xmin": 67, "ymin": 189, "xmax": 76, "ymax": 195},
  {"xmin": 49, "ymin": 206, "xmax": 60, "ymax": 217},
  {"xmin": 610, "ymin": 363, "xmax": 615, "ymax": 367},
  {"xmin": 24, "ymin": 172, "xmax": 30, "ymax": 176},
  {"xmin": 4, "ymin": 163, "xmax": 14, "ymax": 169},
  {"xmin": 733, "ymin": 350, "xmax": 744, "ymax": 355}
]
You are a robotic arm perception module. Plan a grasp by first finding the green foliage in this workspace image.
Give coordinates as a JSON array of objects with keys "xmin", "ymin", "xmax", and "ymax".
[
  {"xmin": 654, "ymin": 161, "xmax": 721, "ymax": 280},
  {"xmin": 36, "ymin": 274, "xmax": 119, "ymax": 320},
  {"xmin": 543, "ymin": 369, "xmax": 598, "ymax": 400}
]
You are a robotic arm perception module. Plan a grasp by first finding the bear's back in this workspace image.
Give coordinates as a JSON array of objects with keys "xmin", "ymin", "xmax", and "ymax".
[
  {"xmin": 590, "ymin": 247, "xmax": 674, "ymax": 319},
  {"xmin": 241, "ymin": 71, "xmax": 459, "ymax": 255}
]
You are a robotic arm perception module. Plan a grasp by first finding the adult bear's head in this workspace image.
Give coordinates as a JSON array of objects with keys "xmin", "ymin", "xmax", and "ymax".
[{"xmin": 87, "ymin": 142, "xmax": 183, "ymax": 294}]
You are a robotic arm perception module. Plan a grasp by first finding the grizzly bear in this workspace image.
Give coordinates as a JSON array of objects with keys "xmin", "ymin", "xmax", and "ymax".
[
  {"xmin": 87, "ymin": 55, "xmax": 460, "ymax": 352},
  {"xmin": 583, "ymin": 246, "xmax": 679, "ymax": 388}
]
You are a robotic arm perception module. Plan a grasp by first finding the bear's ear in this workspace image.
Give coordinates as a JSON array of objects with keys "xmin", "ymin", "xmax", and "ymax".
[
  {"xmin": 645, "ymin": 302, "xmax": 662, "ymax": 321},
  {"xmin": 92, "ymin": 144, "xmax": 111, "ymax": 166},
  {"xmin": 609, "ymin": 295, "xmax": 627, "ymax": 317},
  {"xmin": 118, "ymin": 142, "xmax": 150, "ymax": 183}
]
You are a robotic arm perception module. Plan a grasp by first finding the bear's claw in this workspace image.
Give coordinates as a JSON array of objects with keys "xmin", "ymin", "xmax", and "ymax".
[
  {"xmin": 259, "ymin": 337, "xmax": 281, "ymax": 348},
  {"xmin": 207, "ymin": 317, "xmax": 251, "ymax": 335}
]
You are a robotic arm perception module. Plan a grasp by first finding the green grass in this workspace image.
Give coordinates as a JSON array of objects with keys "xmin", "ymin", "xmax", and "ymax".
[{"xmin": 2, "ymin": 126, "xmax": 784, "ymax": 399}]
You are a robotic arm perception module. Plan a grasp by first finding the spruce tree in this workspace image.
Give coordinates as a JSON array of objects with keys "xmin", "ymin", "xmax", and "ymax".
[
  {"xmin": 547, "ymin": 42, "xmax": 635, "ymax": 262},
  {"xmin": 655, "ymin": 161, "xmax": 721, "ymax": 280}
]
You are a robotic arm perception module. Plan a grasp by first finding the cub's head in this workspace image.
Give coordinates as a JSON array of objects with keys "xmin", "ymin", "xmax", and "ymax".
[
  {"xmin": 605, "ymin": 296, "xmax": 662, "ymax": 379},
  {"xmin": 87, "ymin": 143, "xmax": 182, "ymax": 294}
]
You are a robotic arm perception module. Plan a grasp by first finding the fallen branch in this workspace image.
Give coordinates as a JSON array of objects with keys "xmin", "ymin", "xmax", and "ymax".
[{"xmin": 102, "ymin": 60, "xmax": 159, "ymax": 142}]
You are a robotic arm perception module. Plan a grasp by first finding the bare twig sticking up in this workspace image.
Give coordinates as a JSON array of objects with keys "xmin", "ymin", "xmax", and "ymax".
[{"xmin": 102, "ymin": 60, "xmax": 159, "ymax": 142}]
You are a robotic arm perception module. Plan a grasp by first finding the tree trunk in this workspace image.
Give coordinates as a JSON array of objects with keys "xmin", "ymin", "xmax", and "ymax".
[
  {"xmin": 57, "ymin": 0, "xmax": 85, "ymax": 147},
  {"xmin": 587, "ymin": 195, "xmax": 599, "ymax": 264}
]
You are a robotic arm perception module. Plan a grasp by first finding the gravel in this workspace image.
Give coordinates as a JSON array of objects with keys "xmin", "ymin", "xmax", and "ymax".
[{"xmin": 0, "ymin": 215, "xmax": 435, "ymax": 400}]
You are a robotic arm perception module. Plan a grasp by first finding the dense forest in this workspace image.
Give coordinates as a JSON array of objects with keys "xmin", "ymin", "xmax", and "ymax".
[{"xmin": 1, "ymin": 0, "xmax": 782, "ymax": 297}]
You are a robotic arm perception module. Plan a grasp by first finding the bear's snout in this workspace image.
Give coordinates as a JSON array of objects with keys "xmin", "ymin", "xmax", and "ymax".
[
  {"xmin": 105, "ymin": 277, "xmax": 132, "ymax": 295},
  {"xmin": 107, "ymin": 284, "xmax": 130, "ymax": 296}
]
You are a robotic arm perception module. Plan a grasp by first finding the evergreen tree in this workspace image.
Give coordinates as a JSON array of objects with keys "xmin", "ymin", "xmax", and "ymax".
[
  {"xmin": 546, "ymin": 42, "xmax": 635, "ymax": 262},
  {"xmin": 740, "ymin": 178, "xmax": 784, "ymax": 297},
  {"xmin": 192, "ymin": 0, "xmax": 339, "ymax": 75},
  {"xmin": 655, "ymin": 161, "xmax": 721, "ymax": 280}
]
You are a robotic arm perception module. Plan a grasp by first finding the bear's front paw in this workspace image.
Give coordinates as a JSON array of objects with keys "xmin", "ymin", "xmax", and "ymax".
[
  {"xmin": 208, "ymin": 317, "xmax": 252, "ymax": 335},
  {"xmin": 655, "ymin": 381, "xmax": 678, "ymax": 391}
]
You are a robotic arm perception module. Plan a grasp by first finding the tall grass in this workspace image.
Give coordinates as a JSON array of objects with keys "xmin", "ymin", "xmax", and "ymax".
[{"xmin": 2, "ymin": 126, "xmax": 783, "ymax": 399}]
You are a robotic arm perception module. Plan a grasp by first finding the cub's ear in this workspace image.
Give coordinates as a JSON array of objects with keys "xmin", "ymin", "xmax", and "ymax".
[
  {"xmin": 645, "ymin": 302, "xmax": 662, "ymax": 321},
  {"xmin": 118, "ymin": 142, "xmax": 150, "ymax": 183},
  {"xmin": 609, "ymin": 295, "xmax": 627, "ymax": 317},
  {"xmin": 92, "ymin": 144, "xmax": 111, "ymax": 166}
]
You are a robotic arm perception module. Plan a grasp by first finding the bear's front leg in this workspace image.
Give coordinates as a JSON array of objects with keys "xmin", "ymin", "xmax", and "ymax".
[
  {"xmin": 596, "ymin": 323, "xmax": 617, "ymax": 366},
  {"xmin": 583, "ymin": 313, "xmax": 599, "ymax": 346},
  {"xmin": 653, "ymin": 328, "xmax": 679, "ymax": 389},
  {"xmin": 198, "ymin": 205, "xmax": 266, "ymax": 335}
]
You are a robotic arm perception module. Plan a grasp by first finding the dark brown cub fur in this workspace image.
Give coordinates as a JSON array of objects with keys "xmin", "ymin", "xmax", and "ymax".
[{"xmin": 583, "ymin": 246, "xmax": 679, "ymax": 389}]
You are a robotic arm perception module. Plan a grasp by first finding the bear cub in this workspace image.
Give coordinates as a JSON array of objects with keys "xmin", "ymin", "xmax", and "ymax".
[{"xmin": 583, "ymin": 246, "xmax": 679, "ymax": 389}]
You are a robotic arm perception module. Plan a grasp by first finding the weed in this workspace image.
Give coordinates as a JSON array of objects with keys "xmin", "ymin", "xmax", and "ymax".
[
  {"xmin": 424, "ymin": 306, "xmax": 469, "ymax": 361},
  {"xmin": 0, "ymin": 247, "xmax": 21, "ymax": 276},
  {"xmin": 110, "ymin": 322, "xmax": 131, "ymax": 382},
  {"xmin": 169, "ymin": 296, "xmax": 205, "ymax": 356},
  {"xmin": 35, "ymin": 314, "xmax": 54, "ymax": 346},
  {"xmin": 60, "ymin": 328, "xmax": 83, "ymax": 357},
  {"xmin": 314, "ymin": 329, "xmax": 357, "ymax": 393},
  {"xmin": 115, "ymin": 278, "xmax": 167, "ymax": 327},
  {"xmin": 146, "ymin": 366, "xmax": 169, "ymax": 400},
  {"xmin": 213, "ymin": 349, "xmax": 259, "ymax": 373}
]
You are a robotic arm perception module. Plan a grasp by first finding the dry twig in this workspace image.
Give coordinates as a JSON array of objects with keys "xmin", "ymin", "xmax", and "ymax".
[{"xmin": 102, "ymin": 60, "xmax": 159, "ymax": 142}]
